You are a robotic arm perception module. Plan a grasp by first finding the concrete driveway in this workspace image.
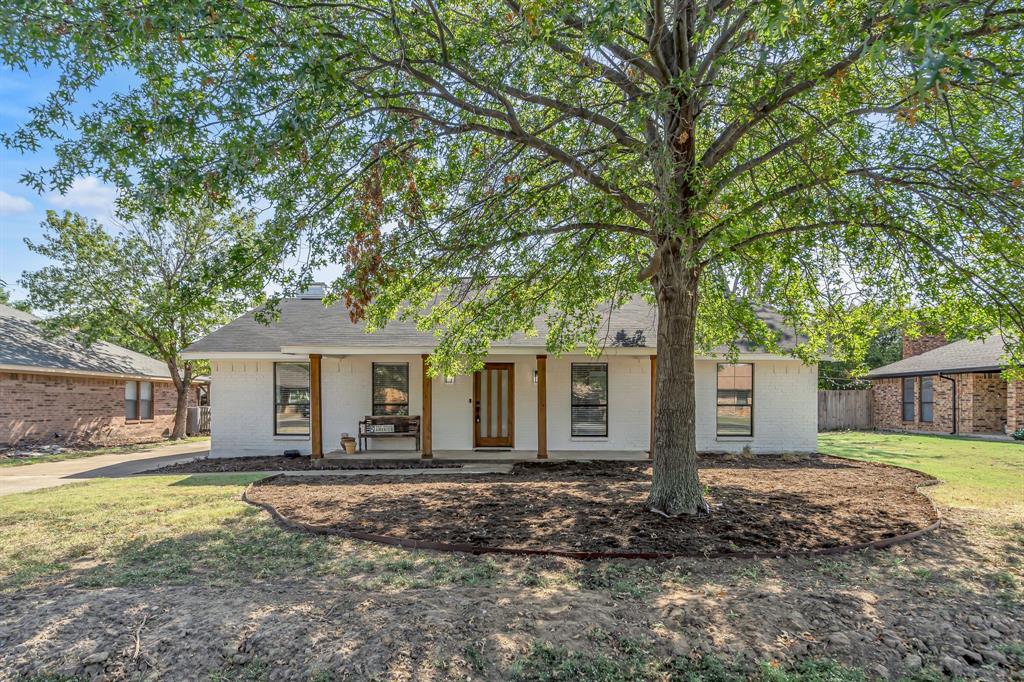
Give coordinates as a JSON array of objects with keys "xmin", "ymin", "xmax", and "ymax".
[{"xmin": 0, "ymin": 440, "xmax": 209, "ymax": 496}]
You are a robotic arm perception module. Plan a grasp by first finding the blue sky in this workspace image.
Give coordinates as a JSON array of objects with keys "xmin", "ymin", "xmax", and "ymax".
[
  {"xmin": 0, "ymin": 65, "xmax": 127, "ymax": 300},
  {"xmin": 0, "ymin": 64, "xmax": 342, "ymax": 303}
]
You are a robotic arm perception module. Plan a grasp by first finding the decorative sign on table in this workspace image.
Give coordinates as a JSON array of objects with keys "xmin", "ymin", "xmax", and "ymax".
[{"xmin": 366, "ymin": 424, "xmax": 396, "ymax": 433}]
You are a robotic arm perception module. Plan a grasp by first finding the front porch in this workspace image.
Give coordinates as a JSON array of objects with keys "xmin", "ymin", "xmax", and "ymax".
[{"xmin": 323, "ymin": 448, "xmax": 651, "ymax": 462}]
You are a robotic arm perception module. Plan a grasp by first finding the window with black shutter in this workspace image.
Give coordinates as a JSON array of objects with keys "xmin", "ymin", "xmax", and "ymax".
[
  {"xmin": 920, "ymin": 376, "xmax": 934, "ymax": 423},
  {"xmin": 571, "ymin": 363, "xmax": 608, "ymax": 437},
  {"xmin": 902, "ymin": 377, "xmax": 916, "ymax": 421}
]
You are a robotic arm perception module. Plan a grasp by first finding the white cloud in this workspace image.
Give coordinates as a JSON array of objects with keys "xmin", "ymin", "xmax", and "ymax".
[
  {"xmin": 47, "ymin": 176, "xmax": 118, "ymax": 216},
  {"xmin": 0, "ymin": 190, "xmax": 33, "ymax": 216}
]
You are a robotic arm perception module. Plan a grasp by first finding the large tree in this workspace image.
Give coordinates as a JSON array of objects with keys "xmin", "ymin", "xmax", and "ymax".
[
  {"xmin": 21, "ymin": 208, "xmax": 268, "ymax": 439},
  {"xmin": 3, "ymin": 0, "xmax": 1023, "ymax": 514}
]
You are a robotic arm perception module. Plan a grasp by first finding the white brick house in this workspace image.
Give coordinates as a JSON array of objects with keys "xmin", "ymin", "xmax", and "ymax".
[{"xmin": 182, "ymin": 290, "xmax": 818, "ymax": 458}]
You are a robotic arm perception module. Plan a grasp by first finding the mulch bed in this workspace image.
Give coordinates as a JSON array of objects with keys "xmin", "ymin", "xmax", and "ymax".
[
  {"xmin": 245, "ymin": 457, "xmax": 939, "ymax": 556},
  {"xmin": 149, "ymin": 456, "xmax": 462, "ymax": 474}
]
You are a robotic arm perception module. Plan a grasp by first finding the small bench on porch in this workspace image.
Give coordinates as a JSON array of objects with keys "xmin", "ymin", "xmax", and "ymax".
[{"xmin": 358, "ymin": 415, "xmax": 422, "ymax": 452}]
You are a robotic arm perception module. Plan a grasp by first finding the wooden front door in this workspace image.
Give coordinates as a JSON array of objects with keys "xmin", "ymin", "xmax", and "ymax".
[{"xmin": 474, "ymin": 363, "xmax": 515, "ymax": 447}]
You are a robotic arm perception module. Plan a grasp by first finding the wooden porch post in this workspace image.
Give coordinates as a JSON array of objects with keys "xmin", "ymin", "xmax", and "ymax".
[
  {"xmin": 648, "ymin": 354, "xmax": 656, "ymax": 459},
  {"xmin": 310, "ymin": 353, "xmax": 323, "ymax": 459},
  {"xmin": 421, "ymin": 354, "xmax": 433, "ymax": 459},
  {"xmin": 536, "ymin": 354, "xmax": 548, "ymax": 459}
]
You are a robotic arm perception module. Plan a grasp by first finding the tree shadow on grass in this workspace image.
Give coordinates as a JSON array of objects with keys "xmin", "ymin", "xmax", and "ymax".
[
  {"xmin": 0, "ymin": 511, "xmax": 1018, "ymax": 681},
  {"xmin": 0, "ymin": 512, "xmax": 333, "ymax": 592}
]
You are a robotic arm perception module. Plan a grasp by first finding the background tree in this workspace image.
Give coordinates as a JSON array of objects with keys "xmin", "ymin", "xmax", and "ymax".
[
  {"xmin": 21, "ymin": 208, "xmax": 268, "ymax": 439},
  {"xmin": 0, "ymin": 284, "xmax": 31, "ymax": 313},
  {"xmin": 3, "ymin": 0, "xmax": 1023, "ymax": 514}
]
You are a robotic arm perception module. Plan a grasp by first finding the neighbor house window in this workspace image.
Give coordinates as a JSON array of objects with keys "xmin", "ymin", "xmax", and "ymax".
[
  {"xmin": 571, "ymin": 363, "xmax": 608, "ymax": 437},
  {"xmin": 920, "ymin": 376, "xmax": 934, "ymax": 423},
  {"xmin": 717, "ymin": 363, "xmax": 753, "ymax": 436},
  {"xmin": 274, "ymin": 362, "xmax": 310, "ymax": 435},
  {"xmin": 902, "ymin": 377, "xmax": 916, "ymax": 421},
  {"xmin": 372, "ymin": 363, "xmax": 410, "ymax": 415},
  {"xmin": 125, "ymin": 381, "xmax": 154, "ymax": 421}
]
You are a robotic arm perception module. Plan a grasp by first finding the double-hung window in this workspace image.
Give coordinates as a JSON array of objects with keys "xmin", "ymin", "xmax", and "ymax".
[
  {"xmin": 274, "ymin": 362, "xmax": 311, "ymax": 435},
  {"xmin": 125, "ymin": 381, "xmax": 154, "ymax": 421},
  {"xmin": 372, "ymin": 363, "xmax": 410, "ymax": 415},
  {"xmin": 570, "ymin": 363, "xmax": 608, "ymax": 437},
  {"xmin": 919, "ymin": 376, "xmax": 934, "ymax": 423},
  {"xmin": 716, "ymin": 363, "xmax": 753, "ymax": 436},
  {"xmin": 902, "ymin": 377, "xmax": 916, "ymax": 421}
]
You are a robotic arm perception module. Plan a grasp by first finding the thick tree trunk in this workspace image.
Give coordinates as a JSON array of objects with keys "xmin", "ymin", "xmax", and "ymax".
[
  {"xmin": 171, "ymin": 384, "xmax": 189, "ymax": 439},
  {"xmin": 646, "ymin": 245, "xmax": 709, "ymax": 516},
  {"xmin": 167, "ymin": 358, "xmax": 191, "ymax": 440}
]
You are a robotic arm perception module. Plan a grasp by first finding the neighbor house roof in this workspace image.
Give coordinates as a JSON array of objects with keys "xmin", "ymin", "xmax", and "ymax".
[
  {"xmin": 182, "ymin": 292, "xmax": 806, "ymax": 358},
  {"xmin": 0, "ymin": 303, "xmax": 173, "ymax": 380},
  {"xmin": 865, "ymin": 334, "xmax": 1007, "ymax": 379}
]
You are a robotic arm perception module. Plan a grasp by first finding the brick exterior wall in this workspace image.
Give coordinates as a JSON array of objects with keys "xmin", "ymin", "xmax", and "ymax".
[
  {"xmin": 1007, "ymin": 381, "xmax": 1024, "ymax": 435},
  {"xmin": 902, "ymin": 333, "xmax": 948, "ymax": 359},
  {"xmin": 959, "ymin": 372, "xmax": 1007, "ymax": 434},
  {"xmin": 873, "ymin": 372, "xmax": 1008, "ymax": 435},
  {"xmin": 0, "ymin": 371, "xmax": 185, "ymax": 447}
]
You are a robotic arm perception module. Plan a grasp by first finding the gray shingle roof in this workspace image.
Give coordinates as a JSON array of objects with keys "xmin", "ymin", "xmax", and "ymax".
[
  {"xmin": 0, "ymin": 304, "xmax": 172, "ymax": 379},
  {"xmin": 184, "ymin": 295, "xmax": 804, "ymax": 355},
  {"xmin": 865, "ymin": 334, "xmax": 1007, "ymax": 378}
]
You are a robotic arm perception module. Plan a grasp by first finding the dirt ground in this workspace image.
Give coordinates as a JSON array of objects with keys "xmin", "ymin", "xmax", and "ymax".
[
  {"xmin": 246, "ymin": 458, "xmax": 938, "ymax": 555},
  {"xmin": 0, "ymin": 508, "xmax": 1021, "ymax": 681}
]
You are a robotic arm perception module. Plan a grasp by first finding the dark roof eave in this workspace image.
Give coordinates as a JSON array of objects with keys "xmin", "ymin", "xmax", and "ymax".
[{"xmin": 867, "ymin": 365, "xmax": 1003, "ymax": 380}]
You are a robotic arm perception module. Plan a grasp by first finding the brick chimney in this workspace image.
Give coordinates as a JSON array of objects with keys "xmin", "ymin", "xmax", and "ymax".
[{"xmin": 902, "ymin": 332, "xmax": 947, "ymax": 359}]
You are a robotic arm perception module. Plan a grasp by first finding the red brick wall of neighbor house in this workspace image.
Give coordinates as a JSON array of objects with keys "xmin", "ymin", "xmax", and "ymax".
[
  {"xmin": 0, "ymin": 372, "xmax": 187, "ymax": 447},
  {"xmin": 873, "ymin": 372, "xmax": 1009, "ymax": 435},
  {"xmin": 902, "ymin": 333, "xmax": 948, "ymax": 359},
  {"xmin": 1007, "ymin": 381, "xmax": 1024, "ymax": 434},
  {"xmin": 964, "ymin": 372, "xmax": 1007, "ymax": 434},
  {"xmin": 872, "ymin": 375, "xmax": 955, "ymax": 433}
]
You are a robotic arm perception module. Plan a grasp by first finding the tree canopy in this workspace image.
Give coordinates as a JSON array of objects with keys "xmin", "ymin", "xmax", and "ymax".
[
  {"xmin": 4, "ymin": 0, "xmax": 1024, "ymax": 511},
  {"xmin": 21, "ymin": 207, "xmax": 268, "ymax": 437},
  {"xmin": 3, "ymin": 0, "xmax": 1022, "ymax": 369}
]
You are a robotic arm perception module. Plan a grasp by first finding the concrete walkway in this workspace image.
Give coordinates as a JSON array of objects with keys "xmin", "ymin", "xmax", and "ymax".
[{"xmin": 0, "ymin": 440, "xmax": 209, "ymax": 496}]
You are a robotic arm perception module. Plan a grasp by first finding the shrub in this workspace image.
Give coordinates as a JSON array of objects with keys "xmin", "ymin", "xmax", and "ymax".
[{"xmin": 1013, "ymin": 427, "xmax": 1024, "ymax": 441}]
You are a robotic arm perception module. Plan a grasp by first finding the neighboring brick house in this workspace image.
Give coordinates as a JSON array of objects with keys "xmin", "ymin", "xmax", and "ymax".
[
  {"xmin": 0, "ymin": 303, "xmax": 203, "ymax": 447},
  {"xmin": 867, "ymin": 333, "xmax": 1023, "ymax": 437}
]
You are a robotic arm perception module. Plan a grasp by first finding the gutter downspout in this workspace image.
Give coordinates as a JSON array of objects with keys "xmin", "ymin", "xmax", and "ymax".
[{"xmin": 939, "ymin": 373, "xmax": 957, "ymax": 435}]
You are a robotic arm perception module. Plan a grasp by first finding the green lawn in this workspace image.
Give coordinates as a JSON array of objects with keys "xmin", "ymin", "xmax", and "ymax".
[
  {"xmin": 819, "ymin": 431, "xmax": 1024, "ymax": 511},
  {"xmin": 0, "ymin": 436, "xmax": 208, "ymax": 467},
  {"xmin": 0, "ymin": 473, "xmax": 516, "ymax": 592}
]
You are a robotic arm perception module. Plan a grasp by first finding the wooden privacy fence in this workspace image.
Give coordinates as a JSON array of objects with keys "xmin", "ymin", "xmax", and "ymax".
[
  {"xmin": 818, "ymin": 390, "xmax": 874, "ymax": 431},
  {"xmin": 187, "ymin": 406, "xmax": 211, "ymax": 435}
]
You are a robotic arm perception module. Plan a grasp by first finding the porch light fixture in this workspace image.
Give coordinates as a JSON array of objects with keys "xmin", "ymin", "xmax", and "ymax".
[
  {"xmin": 444, "ymin": 375, "xmax": 456, "ymax": 385},
  {"xmin": 533, "ymin": 369, "xmax": 539, "ymax": 384}
]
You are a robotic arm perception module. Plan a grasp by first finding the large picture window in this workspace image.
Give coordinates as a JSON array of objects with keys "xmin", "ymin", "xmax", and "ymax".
[
  {"xmin": 274, "ymin": 362, "xmax": 310, "ymax": 435},
  {"xmin": 372, "ymin": 363, "xmax": 410, "ymax": 415},
  {"xmin": 920, "ymin": 376, "xmax": 934, "ymax": 423},
  {"xmin": 571, "ymin": 363, "xmax": 608, "ymax": 437},
  {"xmin": 902, "ymin": 377, "xmax": 916, "ymax": 422},
  {"xmin": 125, "ymin": 381, "xmax": 154, "ymax": 421},
  {"xmin": 716, "ymin": 363, "xmax": 753, "ymax": 436}
]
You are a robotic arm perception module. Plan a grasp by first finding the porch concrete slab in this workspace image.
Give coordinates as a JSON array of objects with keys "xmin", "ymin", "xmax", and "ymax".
[
  {"xmin": 325, "ymin": 449, "xmax": 650, "ymax": 462},
  {"xmin": 135, "ymin": 463, "xmax": 515, "ymax": 479}
]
